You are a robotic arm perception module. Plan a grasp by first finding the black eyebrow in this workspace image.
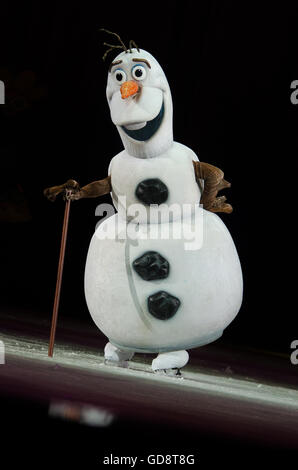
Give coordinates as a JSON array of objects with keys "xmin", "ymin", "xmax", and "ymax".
[
  {"xmin": 109, "ymin": 60, "xmax": 122, "ymax": 72},
  {"xmin": 132, "ymin": 58, "xmax": 151, "ymax": 69}
]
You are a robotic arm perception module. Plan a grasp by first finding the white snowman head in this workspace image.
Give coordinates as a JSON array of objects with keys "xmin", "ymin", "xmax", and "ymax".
[{"xmin": 106, "ymin": 48, "xmax": 173, "ymax": 158}]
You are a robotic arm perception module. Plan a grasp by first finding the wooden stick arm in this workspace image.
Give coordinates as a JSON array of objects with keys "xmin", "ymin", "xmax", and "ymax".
[
  {"xmin": 193, "ymin": 161, "xmax": 233, "ymax": 213},
  {"xmin": 79, "ymin": 175, "xmax": 112, "ymax": 199},
  {"xmin": 44, "ymin": 176, "xmax": 112, "ymax": 202}
]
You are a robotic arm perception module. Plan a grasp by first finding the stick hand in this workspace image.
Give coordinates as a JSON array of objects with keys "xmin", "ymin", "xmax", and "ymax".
[{"xmin": 44, "ymin": 179, "xmax": 81, "ymax": 202}]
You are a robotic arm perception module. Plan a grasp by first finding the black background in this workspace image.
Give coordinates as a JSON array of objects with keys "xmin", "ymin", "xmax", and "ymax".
[
  {"xmin": 0, "ymin": 0, "xmax": 297, "ymax": 465},
  {"xmin": 1, "ymin": 0, "xmax": 297, "ymax": 351}
]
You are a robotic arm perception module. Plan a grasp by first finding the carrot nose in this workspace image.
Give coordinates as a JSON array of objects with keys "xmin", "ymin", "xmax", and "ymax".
[{"xmin": 120, "ymin": 80, "xmax": 139, "ymax": 99}]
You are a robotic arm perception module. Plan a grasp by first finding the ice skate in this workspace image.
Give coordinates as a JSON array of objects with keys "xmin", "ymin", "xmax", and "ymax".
[
  {"xmin": 152, "ymin": 350, "xmax": 189, "ymax": 377},
  {"xmin": 104, "ymin": 342, "xmax": 134, "ymax": 367}
]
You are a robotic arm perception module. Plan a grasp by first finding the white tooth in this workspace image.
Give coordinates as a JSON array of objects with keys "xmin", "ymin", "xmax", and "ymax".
[{"xmin": 125, "ymin": 122, "xmax": 147, "ymax": 130}]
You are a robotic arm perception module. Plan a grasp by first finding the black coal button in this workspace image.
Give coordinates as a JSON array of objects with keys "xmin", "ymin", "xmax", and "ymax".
[
  {"xmin": 133, "ymin": 251, "xmax": 169, "ymax": 281},
  {"xmin": 135, "ymin": 178, "xmax": 168, "ymax": 205},
  {"xmin": 148, "ymin": 291, "xmax": 180, "ymax": 320}
]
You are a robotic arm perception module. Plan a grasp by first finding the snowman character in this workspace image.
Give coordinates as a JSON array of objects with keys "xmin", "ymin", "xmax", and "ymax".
[{"xmin": 45, "ymin": 32, "xmax": 243, "ymax": 375}]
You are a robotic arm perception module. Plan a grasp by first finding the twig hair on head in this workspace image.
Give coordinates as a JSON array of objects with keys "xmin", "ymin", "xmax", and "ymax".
[
  {"xmin": 100, "ymin": 28, "xmax": 140, "ymax": 61},
  {"xmin": 129, "ymin": 40, "xmax": 140, "ymax": 53}
]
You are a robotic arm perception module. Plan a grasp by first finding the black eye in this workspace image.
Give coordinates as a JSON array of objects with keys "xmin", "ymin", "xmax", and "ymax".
[
  {"xmin": 114, "ymin": 69, "xmax": 126, "ymax": 84},
  {"xmin": 132, "ymin": 64, "xmax": 147, "ymax": 81},
  {"xmin": 135, "ymin": 69, "xmax": 143, "ymax": 77}
]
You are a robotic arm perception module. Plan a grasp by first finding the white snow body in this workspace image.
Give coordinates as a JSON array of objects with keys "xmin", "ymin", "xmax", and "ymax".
[
  {"xmin": 110, "ymin": 142, "xmax": 200, "ymax": 224},
  {"xmin": 84, "ymin": 143, "xmax": 243, "ymax": 353},
  {"xmin": 84, "ymin": 48, "xmax": 242, "ymax": 354}
]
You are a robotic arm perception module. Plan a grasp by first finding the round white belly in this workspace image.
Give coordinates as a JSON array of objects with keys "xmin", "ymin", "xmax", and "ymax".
[{"xmin": 84, "ymin": 208, "xmax": 243, "ymax": 353}]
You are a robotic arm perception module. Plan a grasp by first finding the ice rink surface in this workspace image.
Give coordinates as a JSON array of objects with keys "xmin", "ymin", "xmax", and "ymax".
[{"xmin": 1, "ymin": 312, "xmax": 297, "ymax": 452}]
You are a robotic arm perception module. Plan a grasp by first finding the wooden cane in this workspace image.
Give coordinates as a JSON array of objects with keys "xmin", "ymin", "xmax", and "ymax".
[{"xmin": 48, "ymin": 198, "xmax": 71, "ymax": 357}]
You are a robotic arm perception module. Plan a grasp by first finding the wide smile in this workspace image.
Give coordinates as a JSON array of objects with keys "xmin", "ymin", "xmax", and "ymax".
[{"xmin": 121, "ymin": 102, "xmax": 164, "ymax": 141}]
